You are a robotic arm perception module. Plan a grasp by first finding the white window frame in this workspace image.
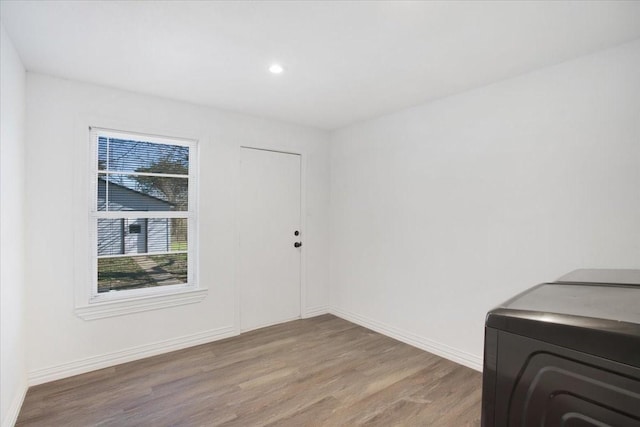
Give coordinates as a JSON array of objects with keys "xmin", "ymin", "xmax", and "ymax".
[{"xmin": 76, "ymin": 127, "xmax": 203, "ymax": 318}]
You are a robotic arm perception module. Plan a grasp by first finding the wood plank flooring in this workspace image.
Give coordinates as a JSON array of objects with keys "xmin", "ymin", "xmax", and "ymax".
[{"xmin": 16, "ymin": 315, "xmax": 482, "ymax": 426}]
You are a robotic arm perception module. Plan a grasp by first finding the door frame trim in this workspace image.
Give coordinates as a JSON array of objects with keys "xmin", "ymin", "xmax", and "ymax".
[{"xmin": 235, "ymin": 146, "xmax": 307, "ymax": 334}]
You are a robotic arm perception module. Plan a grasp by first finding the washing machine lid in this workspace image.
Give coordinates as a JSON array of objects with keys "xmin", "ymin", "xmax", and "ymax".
[
  {"xmin": 499, "ymin": 283, "xmax": 640, "ymax": 324},
  {"xmin": 557, "ymin": 268, "xmax": 640, "ymax": 286},
  {"xmin": 486, "ymin": 269, "xmax": 640, "ymax": 367}
]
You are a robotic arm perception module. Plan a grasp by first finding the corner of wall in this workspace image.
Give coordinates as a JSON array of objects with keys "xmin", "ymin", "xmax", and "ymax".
[
  {"xmin": 1, "ymin": 21, "xmax": 29, "ymax": 426},
  {"xmin": 1, "ymin": 380, "xmax": 28, "ymax": 427}
]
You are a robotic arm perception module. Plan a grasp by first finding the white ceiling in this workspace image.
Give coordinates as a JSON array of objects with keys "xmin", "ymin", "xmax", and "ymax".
[{"xmin": 2, "ymin": 1, "xmax": 640, "ymax": 130}]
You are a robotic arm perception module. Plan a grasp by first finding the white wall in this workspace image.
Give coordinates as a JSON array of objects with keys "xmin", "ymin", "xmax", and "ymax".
[
  {"xmin": 0, "ymin": 23, "xmax": 28, "ymax": 426},
  {"xmin": 13, "ymin": 28, "xmax": 640, "ymax": 403},
  {"xmin": 329, "ymin": 40, "xmax": 640, "ymax": 370},
  {"xmin": 24, "ymin": 73, "xmax": 330, "ymax": 383}
]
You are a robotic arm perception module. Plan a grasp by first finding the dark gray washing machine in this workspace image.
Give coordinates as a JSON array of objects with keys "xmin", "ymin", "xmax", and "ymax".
[{"xmin": 482, "ymin": 269, "xmax": 640, "ymax": 426}]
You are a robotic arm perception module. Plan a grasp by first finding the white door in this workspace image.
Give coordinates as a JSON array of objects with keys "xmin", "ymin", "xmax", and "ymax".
[{"xmin": 239, "ymin": 148, "xmax": 302, "ymax": 332}]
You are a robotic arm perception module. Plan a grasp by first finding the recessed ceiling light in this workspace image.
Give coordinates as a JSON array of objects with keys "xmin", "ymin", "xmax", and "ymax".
[{"xmin": 269, "ymin": 64, "xmax": 284, "ymax": 74}]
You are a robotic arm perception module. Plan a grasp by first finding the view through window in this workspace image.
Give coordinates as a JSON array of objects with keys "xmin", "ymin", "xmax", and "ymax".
[{"xmin": 91, "ymin": 129, "xmax": 196, "ymax": 296}]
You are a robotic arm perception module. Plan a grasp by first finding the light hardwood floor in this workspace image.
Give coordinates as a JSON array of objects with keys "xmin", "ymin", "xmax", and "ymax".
[{"xmin": 17, "ymin": 315, "xmax": 482, "ymax": 426}]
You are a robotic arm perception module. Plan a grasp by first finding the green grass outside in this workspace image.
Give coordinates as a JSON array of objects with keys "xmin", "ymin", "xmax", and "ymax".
[
  {"xmin": 152, "ymin": 253, "xmax": 188, "ymax": 281},
  {"xmin": 98, "ymin": 257, "xmax": 152, "ymax": 292},
  {"xmin": 98, "ymin": 253, "xmax": 187, "ymax": 292},
  {"xmin": 170, "ymin": 241, "xmax": 187, "ymax": 251}
]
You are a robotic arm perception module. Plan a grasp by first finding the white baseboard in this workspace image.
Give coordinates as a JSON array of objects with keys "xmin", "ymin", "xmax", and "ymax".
[
  {"xmin": 241, "ymin": 315, "xmax": 303, "ymax": 333},
  {"xmin": 28, "ymin": 325, "xmax": 236, "ymax": 386},
  {"xmin": 2, "ymin": 379, "xmax": 27, "ymax": 427},
  {"xmin": 26, "ymin": 308, "xmax": 481, "ymax": 390},
  {"xmin": 302, "ymin": 305, "xmax": 329, "ymax": 318},
  {"xmin": 330, "ymin": 307, "xmax": 483, "ymax": 372}
]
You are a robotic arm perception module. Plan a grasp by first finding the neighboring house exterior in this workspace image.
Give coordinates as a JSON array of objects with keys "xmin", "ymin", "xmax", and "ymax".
[{"xmin": 97, "ymin": 178, "xmax": 174, "ymax": 256}]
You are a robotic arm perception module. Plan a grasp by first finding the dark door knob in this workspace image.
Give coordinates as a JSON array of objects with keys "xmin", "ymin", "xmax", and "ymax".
[{"xmin": 294, "ymin": 242, "xmax": 302, "ymax": 248}]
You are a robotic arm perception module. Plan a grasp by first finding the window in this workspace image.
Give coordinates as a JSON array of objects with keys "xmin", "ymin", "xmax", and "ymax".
[{"xmin": 89, "ymin": 128, "xmax": 198, "ymax": 303}]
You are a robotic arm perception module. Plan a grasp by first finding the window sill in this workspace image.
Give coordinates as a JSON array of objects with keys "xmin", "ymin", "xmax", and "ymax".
[{"xmin": 75, "ymin": 288, "xmax": 207, "ymax": 320}]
